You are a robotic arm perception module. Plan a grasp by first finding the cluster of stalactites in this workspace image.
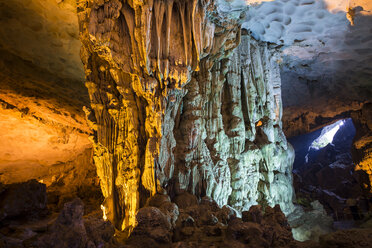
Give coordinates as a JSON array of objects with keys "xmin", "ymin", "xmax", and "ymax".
[
  {"xmin": 77, "ymin": 0, "xmax": 227, "ymax": 89},
  {"xmin": 77, "ymin": 0, "xmax": 244, "ymax": 232}
]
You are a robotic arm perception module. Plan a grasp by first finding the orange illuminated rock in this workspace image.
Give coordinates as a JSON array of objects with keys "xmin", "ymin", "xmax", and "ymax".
[
  {"xmin": 77, "ymin": 0, "xmax": 244, "ymax": 231},
  {"xmin": 0, "ymin": 62, "xmax": 91, "ymax": 185},
  {"xmin": 0, "ymin": 0, "xmax": 91, "ymax": 186},
  {"xmin": 78, "ymin": 0, "xmax": 296, "ymax": 235},
  {"xmin": 351, "ymin": 103, "xmax": 372, "ymax": 194}
]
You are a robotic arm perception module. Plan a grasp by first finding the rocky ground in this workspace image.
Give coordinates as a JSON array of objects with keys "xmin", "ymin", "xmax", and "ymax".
[{"xmin": 1, "ymin": 181, "xmax": 372, "ymax": 248}]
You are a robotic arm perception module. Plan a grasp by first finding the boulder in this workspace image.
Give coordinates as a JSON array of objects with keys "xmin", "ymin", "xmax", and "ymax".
[
  {"xmin": 0, "ymin": 179, "xmax": 47, "ymax": 223},
  {"xmin": 146, "ymin": 194, "xmax": 179, "ymax": 227},
  {"xmin": 24, "ymin": 198, "xmax": 88, "ymax": 248},
  {"xmin": 23, "ymin": 198, "xmax": 116, "ymax": 248},
  {"xmin": 129, "ymin": 207, "xmax": 172, "ymax": 244},
  {"xmin": 173, "ymin": 192, "xmax": 198, "ymax": 210}
]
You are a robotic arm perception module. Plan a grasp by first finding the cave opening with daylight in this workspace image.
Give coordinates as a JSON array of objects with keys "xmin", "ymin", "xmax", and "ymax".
[
  {"xmin": 0, "ymin": 0, "xmax": 371, "ymax": 247},
  {"xmin": 288, "ymin": 119, "xmax": 371, "ymax": 223}
]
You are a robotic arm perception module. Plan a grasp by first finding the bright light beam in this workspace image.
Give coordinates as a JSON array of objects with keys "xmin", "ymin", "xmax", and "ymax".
[{"xmin": 310, "ymin": 120, "xmax": 345, "ymax": 150}]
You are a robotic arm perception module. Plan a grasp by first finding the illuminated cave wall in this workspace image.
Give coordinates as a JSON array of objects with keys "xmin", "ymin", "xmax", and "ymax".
[
  {"xmin": 352, "ymin": 103, "xmax": 372, "ymax": 194},
  {"xmin": 77, "ymin": 0, "xmax": 295, "ymax": 231},
  {"xmin": 0, "ymin": 0, "xmax": 93, "ymax": 188}
]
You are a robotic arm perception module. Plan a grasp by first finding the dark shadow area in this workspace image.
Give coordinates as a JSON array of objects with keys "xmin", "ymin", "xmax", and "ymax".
[{"xmin": 289, "ymin": 119, "xmax": 370, "ymax": 226}]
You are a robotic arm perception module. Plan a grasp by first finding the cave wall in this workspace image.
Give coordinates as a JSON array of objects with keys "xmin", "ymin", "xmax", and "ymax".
[
  {"xmin": 221, "ymin": 33, "xmax": 295, "ymax": 215},
  {"xmin": 242, "ymin": 0, "xmax": 372, "ymax": 136},
  {"xmin": 0, "ymin": 0, "xmax": 83, "ymax": 81},
  {"xmin": 0, "ymin": 0, "xmax": 93, "ymax": 185},
  {"xmin": 351, "ymin": 103, "xmax": 372, "ymax": 196},
  {"xmin": 78, "ymin": 0, "xmax": 295, "ymax": 231},
  {"xmin": 241, "ymin": 0, "xmax": 372, "ymax": 195}
]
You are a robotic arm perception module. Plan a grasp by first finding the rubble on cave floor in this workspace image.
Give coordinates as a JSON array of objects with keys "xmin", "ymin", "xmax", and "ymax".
[{"xmin": 1, "ymin": 183, "xmax": 372, "ymax": 248}]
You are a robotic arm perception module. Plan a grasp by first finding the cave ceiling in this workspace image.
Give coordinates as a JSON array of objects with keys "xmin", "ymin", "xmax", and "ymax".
[
  {"xmin": 243, "ymin": 0, "xmax": 372, "ymax": 135},
  {"xmin": 245, "ymin": 0, "xmax": 372, "ymax": 107},
  {"xmin": 1, "ymin": 0, "xmax": 370, "ymax": 114},
  {"xmin": 0, "ymin": 0, "xmax": 370, "ymax": 136},
  {"xmin": 0, "ymin": 0, "xmax": 83, "ymax": 81}
]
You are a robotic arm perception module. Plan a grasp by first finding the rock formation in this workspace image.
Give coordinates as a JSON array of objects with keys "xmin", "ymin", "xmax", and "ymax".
[
  {"xmin": 77, "ymin": 0, "xmax": 244, "ymax": 231},
  {"xmin": 351, "ymin": 103, "xmax": 372, "ymax": 196},
  {"xmin": 77, "ymin": 0, "xmax": 295, "ymax": 232},
  {"xmin": 0, "ymin": 0, "xmax": 92, "ymax": 186},
  {"xmin": 1, "ymin": 193, "xmax": 371, "ymax": 248},
  {"xmin": 0, "ymin": 0, "xmax": 371, "ymax": 245},
  {"xmin": 125, "ymin": 193, "xmax": 300, "ymax": 248},
  {"xmin": 23, "ymin": 198, "xmax": 116, "ymax": 248},
  {"xmin": 243, "ymin": 0, "xmax": 372, "ymax": 132}
]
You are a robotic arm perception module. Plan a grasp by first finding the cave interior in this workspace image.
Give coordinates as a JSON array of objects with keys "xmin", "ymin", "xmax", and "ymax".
[{"xmin": 0, "ymin": 0, "xmax": 371, "ymax": 247}]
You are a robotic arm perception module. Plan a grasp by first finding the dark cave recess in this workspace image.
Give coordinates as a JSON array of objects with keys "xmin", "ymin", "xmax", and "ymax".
[{"xmin": 289, "ymin": 119, "xmax": 370, "ymax": 221}]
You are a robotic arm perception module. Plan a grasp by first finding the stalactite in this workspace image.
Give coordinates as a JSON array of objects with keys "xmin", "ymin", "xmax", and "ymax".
[
  {"xmin": 78, "ymin": 0, "xmax": 243, "ymax": 232},
  {"xmin": 78, "ymin": 0, "xmax": 295, "ymax": 235}
]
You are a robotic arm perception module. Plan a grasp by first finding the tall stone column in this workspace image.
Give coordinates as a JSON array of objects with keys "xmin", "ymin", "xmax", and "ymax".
[{"xmin": 77, "ymin": 0, "xmax": 243, "ymax": 231}]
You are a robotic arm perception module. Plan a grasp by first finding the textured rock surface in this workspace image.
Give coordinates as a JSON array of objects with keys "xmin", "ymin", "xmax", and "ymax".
[
  {"xmin": 0, "ymin": 1, "xmax": 104, "ymax": 217},
  {"xmin": 125, "ymin": 194, "xmax": 301, "ymax": 248},
  {"xmin": 288, "ymin": 201, "xmax": 333, "ymax": 242},
  {"xmin": 0, "ymin": 0, "xmax": 370, "ymax": 245},
  {"xmin": 1, "ymin": 189, "xmax": 372, "ymax": 247},
  {"xmin": 0, "ymin": 57, "xmax": 92, "ymax": 184},
  {"xmin": 22, "ymin": 198, "xmax": 116, "ymax": 248},
  {"xmin": 78, "ymin": 0, "xmax": 295, "ymax": 232},
  {"xmin": 244, "ymin": 0, "xmax": 372, "ymax": 118},
  {"xmin": 0, "ymin": 0, "xmax": 83, "ymax": 81},
  {"xmin": 0, "ymin": 0, "xmax": 94, "ymax": 189},
  {"xmin": 225, "ymin": 34, "xmax": 295, "ymax": 215},
  {"xmin": 124, "ymin": 194, "xmax": 372, "ymax": 247},
  {"xmin": 289, "ymin": 119, "xmax": 368, "ymax": 218},
  {"xmin": 351, "ymin": 103, "xmax": 372, "ymax": 195},
  {"xmin": 318, "ymin": 228, "xmax": 372, "ymax": 248},
  {"xmin": 242, "ymin": 0, "xmax": 372, "ymax": 152},
  {"xmin": 77, "ymin": 0, "xmax": 244, "ymax": 231},
  {"xmin": 282, "ymin": 101, "xmax": 363, "ymax": 138},
  {"xmin": 45, "ymin": 148, "xmax": 103, "ymax": 214}
]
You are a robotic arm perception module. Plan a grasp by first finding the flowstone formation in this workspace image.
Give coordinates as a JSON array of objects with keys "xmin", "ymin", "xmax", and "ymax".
[
  {"xmin": 77, "ymin": 0, "xmax": 295, "ymax": 232},
  {"xmin": 225, "ymin": 32, "xmax": 295, "ymax": 215}
]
